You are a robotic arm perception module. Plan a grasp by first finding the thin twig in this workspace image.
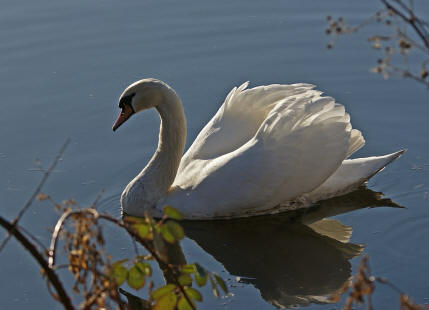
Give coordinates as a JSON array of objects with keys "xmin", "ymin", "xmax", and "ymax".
[
  {"xmin": 0, "ymin": 216, "xmax": 74, "ymax": 310},
  {"xmin": 0, "ymin": 139, "xmax": 70, "ymax": 252},
  {"xmin": 89, "ymin": 189, "xmax": 104, "ymax": 210},
  {"xmin": 19, "ymin": 225, "xmax": 49, "ymax": 253},
  {"xmin": 381, "ymin": 0, "xmax": 429, "ymax": 48}
]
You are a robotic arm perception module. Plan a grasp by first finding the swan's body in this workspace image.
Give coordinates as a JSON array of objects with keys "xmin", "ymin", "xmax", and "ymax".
[{"xmin": 113, "ymin": 79, "xmax": 404, "ymax": 219}]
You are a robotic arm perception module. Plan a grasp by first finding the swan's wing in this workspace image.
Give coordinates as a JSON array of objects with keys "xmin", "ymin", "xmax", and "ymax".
[
  {"xmin": 170, "ymin": 92, "xmax": 355, "ymax": 219},
  {"xmin": 307, "ymin": 150, "xmax": 405, "ymax": 202},
  {"xmin": 179, "ymin": 82, "xmax": 316, "ymax": 167}
]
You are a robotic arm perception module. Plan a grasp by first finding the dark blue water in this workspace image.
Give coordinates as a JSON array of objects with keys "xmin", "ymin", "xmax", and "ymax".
[{"xmin": 1, "ymin": 0, "xmax": 428, "ymax": 309}]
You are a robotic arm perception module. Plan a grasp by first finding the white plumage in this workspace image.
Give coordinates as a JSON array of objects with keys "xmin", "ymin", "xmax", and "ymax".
[{"xmin": 113, "ymin": 79, "xmax": 404, "ymax": 219}]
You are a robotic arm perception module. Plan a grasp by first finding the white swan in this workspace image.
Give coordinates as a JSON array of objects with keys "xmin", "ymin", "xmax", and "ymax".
[{"xmin": 113, "ymin": 78, "xmax": 404, "ymax": 219}]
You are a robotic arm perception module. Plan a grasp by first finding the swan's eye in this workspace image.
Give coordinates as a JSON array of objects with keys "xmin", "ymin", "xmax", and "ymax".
[{"xmin": 119, "ymin": 93, "xmax": 136, "ymax": 109}]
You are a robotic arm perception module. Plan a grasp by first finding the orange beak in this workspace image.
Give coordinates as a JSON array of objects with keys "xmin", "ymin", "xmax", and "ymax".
[{"xmin": 112, "ymin": 105, "xmax": 133, "ymax": 131}]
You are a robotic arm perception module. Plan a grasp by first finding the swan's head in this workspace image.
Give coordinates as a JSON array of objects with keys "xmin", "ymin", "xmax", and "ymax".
[{"xmin": 112, "ymin": 78, "xmax": 171, "ymax": 131}]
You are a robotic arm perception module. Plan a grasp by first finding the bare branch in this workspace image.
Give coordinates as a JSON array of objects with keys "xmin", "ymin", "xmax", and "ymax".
[
  {"xmin": 0, "ymin": 216, "xmax": 74, "ymax": 310},
  {"xmin": 381, "ymin": 0, "xmax": 429, "ymax": 48},
  {"xmin": 0, "ymin": 138, "xmax": 71, "ymax": 252}
]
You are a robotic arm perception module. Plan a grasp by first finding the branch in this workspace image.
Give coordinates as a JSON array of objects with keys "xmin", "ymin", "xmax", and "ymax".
[
  {"xmin": 0, "ymin": 139, "xmax": 70, "ymax": 252},
  {"xmin": 381, "ymin": 0, "xmax": 429, "ymax": 49},
  {"xmin": 0, "ymin": 216, "xmax": 74, "ymax": 310},
  {"xmin": 48, "ymin": 209, "xmax": 196, "ymax": 310}
]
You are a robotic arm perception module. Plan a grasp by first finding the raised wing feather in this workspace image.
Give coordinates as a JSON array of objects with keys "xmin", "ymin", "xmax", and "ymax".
[
  {"xmin": 178, "ymin": 83, "xmax": 315, "ymax": 164},
  {"xmin": 169, "ymin": 86, "xmax": 356, "ymax": 219}
]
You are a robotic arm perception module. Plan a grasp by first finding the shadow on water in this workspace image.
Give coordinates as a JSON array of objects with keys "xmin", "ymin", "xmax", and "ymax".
[{"xmin": 181, "ymin": 186, "xmax": 402, "ymax": 308}]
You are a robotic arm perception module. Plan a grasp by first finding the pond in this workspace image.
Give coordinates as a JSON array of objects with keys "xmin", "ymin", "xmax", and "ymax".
[{"xmin": 1, "ymin": 0, "xmax": 428, "ymax": 309}]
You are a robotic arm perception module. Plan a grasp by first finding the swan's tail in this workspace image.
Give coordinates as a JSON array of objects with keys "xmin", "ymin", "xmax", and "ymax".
[{"xmin": 307, "ymin": 150, "xmax": 406, "ymax": 202}]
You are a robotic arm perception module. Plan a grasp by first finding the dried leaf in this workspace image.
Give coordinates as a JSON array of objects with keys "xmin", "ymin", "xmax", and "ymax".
[{"xmin": 37, "ymin": 193, "xmax": 50, "ymax": 201}]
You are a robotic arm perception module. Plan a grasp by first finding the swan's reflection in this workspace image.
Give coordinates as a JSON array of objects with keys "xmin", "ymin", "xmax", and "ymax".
[{"xmin": 182, "ymin": 186, "xmax": 401, "ymax": 308}]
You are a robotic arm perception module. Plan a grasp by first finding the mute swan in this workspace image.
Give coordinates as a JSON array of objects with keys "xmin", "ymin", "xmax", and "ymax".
[{"xmin": 112, "ymin": 78, "xmax": 404, "ymax": 219}]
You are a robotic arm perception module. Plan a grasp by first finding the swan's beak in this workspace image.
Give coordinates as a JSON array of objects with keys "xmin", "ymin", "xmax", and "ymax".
[{"xmin": 113, "ymin": 105, "xmax": 133, "ymax": 131}]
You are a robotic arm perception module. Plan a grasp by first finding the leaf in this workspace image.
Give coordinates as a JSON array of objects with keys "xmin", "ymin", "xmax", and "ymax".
[
  {"xmin": 209, "ymin": 275, "xmax": 219, "ymax": 298},
  {"xmin": 194, "ymin": 263, "xmax": 206, "ymax": 277},
  {"xmin": 110, "ymin": 261, "xmax": 128, "ymax": 286},
  {"xmin": 124, "ymin": 216, "xmax": 145, "ymax": 223},
  {"xmin": 151, "ymin": 284, "xmax": 176, "ymax": 300},
  {"xmin": 195, "ymin": 273, "xmax": 207, "ymax": 287},
  {"xmin": 160, "ymin": 225, "xmax": 176, "ymax": 243},
  {"xmin": 37, "ymin": 193, "xmax": 50, "ymax": 201},
  {"xmin": 152, "ymin": 222, "xmax": 168, "ymax": 261},
  {"xmin": 127, "ymin": 265, "xmax": 145, "ymax": 290},
  {"xmin": 184, "ymin": 287, "xmax": 203, "ymax": 302},
  {"xmin": 177, "ymin": 296, "xmax": 194, "ymax": 310},
  {"xmin": 214, "ymin": 273, "xmax": 228, "ymax": 294},
  {"xmin": 181, "ymin": 264, "xmax": 196, "ymax": 274},
  {"xmin": 178, "ymin": 274, "xmax": 193, "ymax": 286},
  {"xmin": 163, "ymin": 206, "xmax": 184, "ymax": 220},
  {"xmin": 135, "ymin": 261, "xmax": 152, "ymax": 276},
  {"xmin": 166, "ymin": 221, "xmax": 184, "ymax": 240},
  {"xmin": 133, "ymin": 222, "xmax": 150, "ymax": 239},
  {"xmin": 153, "ymin": 292, "xmax": 178, "ymax": 310},
  {"xmin": 119, "ymin": 288, "xmax": 152, "ymax": 310}
]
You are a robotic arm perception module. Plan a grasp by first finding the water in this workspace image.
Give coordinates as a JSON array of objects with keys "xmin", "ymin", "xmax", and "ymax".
[{"xmin": 1, "ymin": 0, "xmax": 428, "ymax": 309}]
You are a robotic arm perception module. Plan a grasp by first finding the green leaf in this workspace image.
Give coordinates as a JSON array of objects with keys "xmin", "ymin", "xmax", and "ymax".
[
  {"xmin": 124, "ymin": 216, "xmax": 145, "ymax": 223},
  {"xmin": 165, "ymin": 221, "xmax": 184, "ymax": 241},
  {"xmin": 195, "ymin": 273, "xmax": 207, "ymax": 287},
  {"xmin": 127, "ymin": 265, "xmax": 145, "ymax": 290},
  {"xmin": 209, "ymin": 275, "xmax": 219, "ymax": 298},
  {"xmin": 184, "ymin": 287, "xmax": 203, "ymax": 302},
  {"xmin": 194, "ymin": 263, "xmax": 206, "ymax": 277},
  {"xmin": 181, "ymin": 264, "xmax": 196, "ymax": 274},
  {"xmin": 153, "ymin": 291, "xmax": 178, "ymax": 310},
  {"xmin": 152, "ymin": 222, "xmax": 168, "ymax": 261},
  {"xmin": 214, "ymin": 273, "xmax": 228, "ymax": 294},
  {"xmin": 135, "ymin": 261, "xmax": 152, "ymax": 276},
  {"xmin": 151, "ymin": 284, "xmax": 176, "ymax": 300},
  {"xmin": 160, "ymin": 224, "xmax": 176, "ymax": 243},
  {"xmin": 178, "ymin": 274, "xmax": 193, "ymax": 286},
  {"xmin": 119, "ymin": 288, "xmax": 151, "ymax": 310},
  {"xmin": 133, "ymin": 222, "xmax": 150, "ymax": 239},
  {"xmin": 110, "ymin": 260, "xmax": 128, "ymax": 285},
  {"xmin": 177, "ymin": 296, "xmax": 194, "ymax": 310},
  {"xmin": 163, "ymin": 206, "xmax": 184, "ymax": 220}
]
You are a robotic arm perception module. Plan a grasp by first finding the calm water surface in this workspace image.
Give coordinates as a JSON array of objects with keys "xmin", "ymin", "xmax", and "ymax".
[{"xmin": 1, "ymin": 0, "xmax": 428, "ymax": 309}]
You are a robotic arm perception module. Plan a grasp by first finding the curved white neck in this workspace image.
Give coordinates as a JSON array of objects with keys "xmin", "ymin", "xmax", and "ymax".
[
  {"xmin": 122, "ymin": 91, "xmax": 186, "ymax": 214},
  {"xmin": 149, "ymin": 98, "xmax": 187, "ymax": 189}
]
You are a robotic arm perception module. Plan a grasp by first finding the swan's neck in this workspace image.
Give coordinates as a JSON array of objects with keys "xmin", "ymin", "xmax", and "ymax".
[
  {"xmin": 149, "ymin": 98, "xmax": 187, "ymax": 189},
  {"xmin": 122, "ymin": 92, "xmax": 186, "ymax": 215}
]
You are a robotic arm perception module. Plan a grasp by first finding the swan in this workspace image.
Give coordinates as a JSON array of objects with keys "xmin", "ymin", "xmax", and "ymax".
[{"xmin": 112, "ymin": 78, "xmax": 404, "ymax": 219}]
